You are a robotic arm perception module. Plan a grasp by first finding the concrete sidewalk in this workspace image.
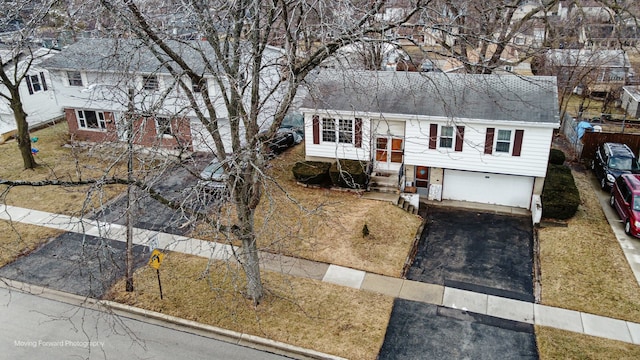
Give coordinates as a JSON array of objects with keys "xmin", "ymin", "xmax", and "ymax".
[{"xmin": 1, "ymin": 204, "xmax": 639, "ymax": 346}]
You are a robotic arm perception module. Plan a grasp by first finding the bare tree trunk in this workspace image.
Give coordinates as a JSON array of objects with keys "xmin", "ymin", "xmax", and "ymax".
[
  {"xmin": 236, "ymin": 186, "xmax": 263, "ymax": 304},
  {"xmin": 10, "ymin": 95, "xmax": 37, "ymax": 170}
]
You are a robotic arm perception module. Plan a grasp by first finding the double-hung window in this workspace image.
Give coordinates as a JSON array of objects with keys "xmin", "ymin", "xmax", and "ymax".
[
  {"xmin": 322, "ymin": 118, "xmax": 336, "ymax": 142},
  {"xmin": 67, "ymin": 71, "xmax": 83, "ymax": 86},
  {"xmin": 77, "ymin": 110, "xmax": 106, "ymax": 130},
  {"xmin": 156, "ymin": 117, "xmax": 172, "ymax": 136},
  {"xmin": 143, "ymin": 75, "xmax": 159, "ymax": 91},
  {"xmin": 26, "ymin": 72, "xmax": 48, "ymax": 94},
  {"xmin": 338, "ymin": 119, "xmax": 353, "ymax": 144},
  {"xmin": 321, "ymin": 118, "xmax": 354, "ymax": 144},
  {"xmin": 439, "ymin": 126, "xmax": 454, "ymax": 148},
  {"xmin": 495, "ymin": 129, "xmax": 512, "ymax": 153}
]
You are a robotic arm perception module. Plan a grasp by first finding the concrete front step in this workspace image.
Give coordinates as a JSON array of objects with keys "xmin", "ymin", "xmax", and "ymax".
[{"xmin": 370, "ymin": 175, "xmax": 398, "ymax": 187}]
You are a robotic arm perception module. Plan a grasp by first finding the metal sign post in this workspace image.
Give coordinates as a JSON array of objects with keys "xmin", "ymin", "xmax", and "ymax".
[{"xmin": 148, "ymin": 249, "xmax": 165, "ymax": 299}]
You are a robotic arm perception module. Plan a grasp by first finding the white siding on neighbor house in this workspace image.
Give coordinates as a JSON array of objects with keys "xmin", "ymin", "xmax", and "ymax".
[
  {"xmin": 190, "ymin": 118, "xmax": 236, "ymax": 154},
  {"xmin": 1, "ymin": 64, "xmax": 62, "ymax": 135},
  {"xmin": 303, "ymin": 112, "xmax": 371, "ymax": 162},
  {"xmin": 403, "ymin": 117, "xmax": 555, "ymax": 177}
]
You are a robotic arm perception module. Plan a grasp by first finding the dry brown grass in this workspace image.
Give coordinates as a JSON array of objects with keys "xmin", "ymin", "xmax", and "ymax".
[
  {"xmin": 192, "ymin": 143, "xmax": 422, "ymax": 277},
  {"xmin": 106, "ymin": 252, "xmax": 393, "ymax": 360},
  {"xmin": 537, "ymin": 169, "xmax": 640, "ymax": 323},
  {"xmin": 0, "ymin": 122, "xmax": 127, "ymax": 215},
  {"xmin": 563, "ymin": 95, "xmax": 627, "ymax": 120},
  {"xmin": 0, "ymin": 220, "xmax": 63, "ymax": 267},
  {"xmin": 536, "ymin": 326, "xmax": 640, "ymax": 360}
]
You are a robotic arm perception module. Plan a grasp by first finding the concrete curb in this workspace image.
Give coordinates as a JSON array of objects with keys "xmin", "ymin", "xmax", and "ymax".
[{"xmin": 0, "ymin": 277, "xmax": 346, "ymax": 360}]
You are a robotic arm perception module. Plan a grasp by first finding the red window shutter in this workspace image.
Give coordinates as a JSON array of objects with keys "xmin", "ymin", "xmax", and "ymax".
[
  {"xmin": 312, "ymin": 115, "xmax": 320, "ymax": 144},
  {"xmin": 512, "ymin": 129, "xmax": 524, "ymax": 156},
  {"xmin": 26, "ymin": 75, "xmax": 34, "ymax": 94},
  {"xmin": 429, "ymin": 124, "xmax": 437, "ymax": 149},
  {"xmin": 40, "ymin": 72, "xmax": 48, "ymax": 91},
  {"xmin": 455, "ymin": 126, "xmax": 465, "ymax": 152},
  {"xmin": 484, "ymin": 128, "xmax": 495, "ymax": 154},
  {"xmin": 354, "ymin": 117, "xmax": 362, "ymax": 148}
]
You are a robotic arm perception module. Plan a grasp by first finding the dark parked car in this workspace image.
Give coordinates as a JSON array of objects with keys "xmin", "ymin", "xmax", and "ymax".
[
  {"xmin": 260, "ymin": 129, "xmax": 297, "ymax": 154},
  {"xmin": 592, "ymin": 142, "xmax": 640, "ymax": 190},
  {"xmin": 610, "ymin": 173, "xmax": 640, "ymax": 237}
]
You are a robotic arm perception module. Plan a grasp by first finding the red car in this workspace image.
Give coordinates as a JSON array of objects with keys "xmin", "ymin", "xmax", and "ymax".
[{"xmin": 610, "ymin": 174, "xmax": 640, "ymax": 237}]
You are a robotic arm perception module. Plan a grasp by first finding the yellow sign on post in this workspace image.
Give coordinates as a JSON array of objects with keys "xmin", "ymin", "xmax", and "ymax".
[{"xmin": 148, "ymin": 249, "xmax": 165, "ymax": 270}]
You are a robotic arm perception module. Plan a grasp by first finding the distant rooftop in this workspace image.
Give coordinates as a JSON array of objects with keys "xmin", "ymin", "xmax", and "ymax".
[
  {"xmin": 301, "ymin": 70, "xmax": 559, "ymax": 124},
  {"xmin": 41, "ymin": 37, "xmax": 283, "ymax": 74}
]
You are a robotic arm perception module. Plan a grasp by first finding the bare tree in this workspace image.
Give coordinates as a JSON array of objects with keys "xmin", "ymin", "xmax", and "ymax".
[
  {"xmin": 416, "ymin": 0, "xmax": 559, "ymax": 74},
  {"xmin": 0, "ymin": 1, "xmax": 56, "ymax": 169},
  {"xmin": 87, "ymin": 0, "xmax": 426, "ymax": 305}
]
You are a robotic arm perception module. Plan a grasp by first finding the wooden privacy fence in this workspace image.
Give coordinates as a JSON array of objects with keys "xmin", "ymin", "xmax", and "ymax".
[{"xmin": 580, "ymin": 131, "xmax": 640, "ymax": 161}]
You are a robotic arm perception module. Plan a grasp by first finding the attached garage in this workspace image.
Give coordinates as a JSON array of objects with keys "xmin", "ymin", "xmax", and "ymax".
[{"xmin": 442, "ymin": 169, "xmax": 534, "ymax": 209}]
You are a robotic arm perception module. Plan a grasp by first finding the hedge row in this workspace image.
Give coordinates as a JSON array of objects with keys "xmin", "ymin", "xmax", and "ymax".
[
  {"xmin": 292, "ymin": 159, "xmax": 368, "ymax": 189},
  {"xmin": 542, "ymin": 162, "xmax": 580, "ymax": 220}
]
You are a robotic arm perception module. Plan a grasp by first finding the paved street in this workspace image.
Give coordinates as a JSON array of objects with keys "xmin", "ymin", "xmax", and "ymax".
[{"xmin": 0, "ymin": 286, "xmax": 290, "ymax": 360}]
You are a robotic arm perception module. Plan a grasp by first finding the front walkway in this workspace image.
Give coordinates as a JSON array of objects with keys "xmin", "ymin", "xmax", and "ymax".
[{"xmin": 1, "ymin": 204, "xmax": 639, "ymax": 346}]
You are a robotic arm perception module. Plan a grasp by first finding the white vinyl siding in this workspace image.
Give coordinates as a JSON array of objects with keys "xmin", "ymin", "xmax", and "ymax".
[
  {"xmin": 404, "ymin": 118, "xmax": 554, "ymax": 177},
  {"xmin": 304, "ymin": 113, "xmax": 370, "ymax": 161}
]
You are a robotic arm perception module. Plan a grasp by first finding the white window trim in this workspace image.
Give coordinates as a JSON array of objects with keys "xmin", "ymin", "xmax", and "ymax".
[
  {"xmin": 321, "ymin": 117, "xmax": 336, "ymax": 143},
  {"xmin": 494, "ymin": 129, "xmax": 513, "ymax": 153},
  {"xmin": 338, "ymin": 118, "xmax": 354, "ymax": 144},
  {"xmin": 67, "ymin": 71, "xmax": 84, "ymax": 87},
  {"xmin": 155, "ymin": 117, "xmax": 173, "ymax": 138},
  {"xmin": 76, "ymin": 110, "xmax": 107, "ymax": 131},
  {"xmin": 321, "ymin": 118, "xmax": 355, "ymax": 144},
  {"xmin": 27, "ymin": 74, "xmax": 45, "ymax": 94},
  {"xmin": 438, "ymin": 125, "xmax": 454, "ymax": 149}
]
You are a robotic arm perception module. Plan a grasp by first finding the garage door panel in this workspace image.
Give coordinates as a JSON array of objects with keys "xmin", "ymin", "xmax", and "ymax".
[{"xmin": 442, "ymin": 170, "xmax": 533, "ymax": 208}]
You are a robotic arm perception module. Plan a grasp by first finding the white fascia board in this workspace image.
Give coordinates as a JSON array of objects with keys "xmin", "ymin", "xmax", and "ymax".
[{"xmin": 300, "ymin": 107, "xmax": 561, "ymax": 129}]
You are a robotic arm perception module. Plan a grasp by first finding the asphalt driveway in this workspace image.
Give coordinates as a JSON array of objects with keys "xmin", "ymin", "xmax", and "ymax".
[
  {"xmin": 0, "ymin": 232, "xmax": 147, "ymax": 298},
  {"xmin": 378, "ymin": 299, "xmax": 538, "ymax": 360},
  {"xmin": 91, "ymin": 155, "xmax": 219, "ymax": 236},
  {"xmin": 406, "ymin": 206, "xmax": 534, "ymax": 302}
]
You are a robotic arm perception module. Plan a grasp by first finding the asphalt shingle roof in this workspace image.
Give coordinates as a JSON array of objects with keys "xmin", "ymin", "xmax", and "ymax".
[
  {"xmin": 302, "ymin": 70, "xmax": 559, "ymax": 124},
  {"xmin": 41, "ymin": 37, "xmax": 281, "ymax": 75}
]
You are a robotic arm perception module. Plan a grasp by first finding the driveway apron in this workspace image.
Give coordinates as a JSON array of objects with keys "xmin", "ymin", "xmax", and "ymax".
[{"xmin": 407, "ymin": 206, "xmax": 534, "ymax": 302}]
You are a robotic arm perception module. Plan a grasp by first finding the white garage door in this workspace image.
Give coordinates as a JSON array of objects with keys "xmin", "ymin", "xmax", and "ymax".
[{"xmin": 442, "ymin": 170, "xmax": 534, "ymax": 209}]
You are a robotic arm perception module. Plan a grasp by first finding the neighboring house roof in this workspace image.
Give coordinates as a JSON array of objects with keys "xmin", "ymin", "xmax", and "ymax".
[
  {"xmin": 301, "ymin": 70, "xmax": 559, "ymax": 124},
  {"xmin": 545, "ymin": 49, "xmax": 631, "ymax": 69},
  {"xmin": 623, "ymin": 85, "xmax": 640, "ymax": 102},
  {"xmin": 41, "ymin": 37, "xmax": 284, "ymax": 74}
]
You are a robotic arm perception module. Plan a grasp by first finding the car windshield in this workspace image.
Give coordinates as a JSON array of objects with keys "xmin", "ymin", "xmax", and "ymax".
[
  {"xmin": 634, "ymin": 196, "xmax": 640, "ymax": 211},
  {"xmin": 202, "ymin": 162, "xmax": 224, "ymax": 178},
  {"xmin": 608, "ymin": 157, "xmax": 639, "ymax": 171}
]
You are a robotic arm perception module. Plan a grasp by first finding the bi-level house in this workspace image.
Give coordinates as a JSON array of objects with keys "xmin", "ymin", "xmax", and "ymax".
[
  {"xmin": 40, "ymin": 38, "xmax": 284, "ymax": 153},
  {"xmin": 0, "ymin": 46, "xmax": 63, "ymax": 143},
  {"xmin": 301, "ymin": 70, "xmax": 559, "ymax": 211}
]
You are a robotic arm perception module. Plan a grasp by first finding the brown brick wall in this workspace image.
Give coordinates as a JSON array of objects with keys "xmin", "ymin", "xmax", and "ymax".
[{"xmin": 65, "ymin": 108, "xmax": 193, "ymax": 151}]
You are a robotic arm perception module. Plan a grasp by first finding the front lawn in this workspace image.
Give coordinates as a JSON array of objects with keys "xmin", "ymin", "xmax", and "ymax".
[
  {"xmin": 106, "ymin": 252, "xmax": 393, "ymax": 360},
  {"xmin": 192, "ymin": 143, "xmax": 423, "ymax": 277}
]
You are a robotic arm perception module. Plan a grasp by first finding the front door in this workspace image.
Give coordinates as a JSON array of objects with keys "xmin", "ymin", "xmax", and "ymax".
[{"xmin": 375, "ymin": 136, "xmax": 403, "ymax": 172}]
